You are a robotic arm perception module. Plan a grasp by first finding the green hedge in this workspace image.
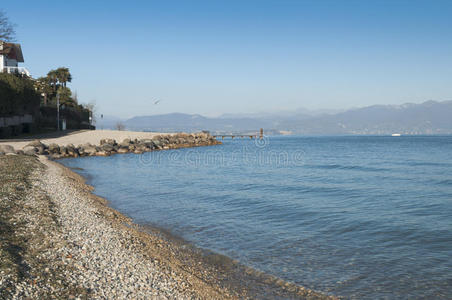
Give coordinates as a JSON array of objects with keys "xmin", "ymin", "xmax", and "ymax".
[{"xmin": 0, "ymin": 73, "xmax": 40, "ymax": 117}]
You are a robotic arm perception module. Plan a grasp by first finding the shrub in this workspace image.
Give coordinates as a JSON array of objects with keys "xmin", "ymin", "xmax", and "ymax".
[{"xmin": 0, "ymin": 73, "xmax": 40, "ymax": 117}]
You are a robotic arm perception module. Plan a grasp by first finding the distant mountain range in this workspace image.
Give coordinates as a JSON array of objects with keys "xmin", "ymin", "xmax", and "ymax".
[{"xmin": 97, "ymin": 100, "xmax": 452, "ymax": 135}]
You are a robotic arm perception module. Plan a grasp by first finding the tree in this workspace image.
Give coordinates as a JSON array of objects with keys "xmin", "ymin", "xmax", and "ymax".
[
  {"xmin": 42, "ymin": 67, "xmax": 77, "ymax": 108},
  {"xmin": 34, "ymin": 76, "xmax": 53, "ymax": 105},
  {"xmin": 57, "ymin": 86, "xmax": 76, "ymax": 107},
  {"xmin": 47, "ymin": 70, "xmax": 59, "ymax": 93},
  {"xmin": 0, "ymin": 10, "xmax": 15, "ymax": 41},
  {"xmin": 55, "ymin": 67, "xmax": 72, "ymax": 88},
  {"xmin": 46, "ymin": 67, "xmax": 72, "ymax": 95},
  {"xmin": 115, "ymin": 122, "xmax": 126, "ymax": 131},
  {"xmin": 80, "ymin": 101, "xmax": 97, "ymax": 125}
]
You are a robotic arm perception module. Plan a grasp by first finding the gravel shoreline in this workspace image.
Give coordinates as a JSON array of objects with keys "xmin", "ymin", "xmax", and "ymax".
[{"xmin": 0, "ymin": 154, "xmax": 336, "ymax": 299}]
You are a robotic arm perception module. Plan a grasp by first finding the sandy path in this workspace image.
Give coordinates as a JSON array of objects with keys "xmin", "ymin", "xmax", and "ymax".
[{"xmin": 0, "ymin": 130, "xmax": 166, "ymax": 149}]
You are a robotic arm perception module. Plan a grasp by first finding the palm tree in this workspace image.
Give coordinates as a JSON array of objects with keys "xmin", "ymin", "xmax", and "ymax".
[
  {"xmin": 47, "ymin": 70, "xmax": 59, "ymax": 93},
  {"xmin": 55, "ymin": 67, "xmax": 72, "ymax": 88}
]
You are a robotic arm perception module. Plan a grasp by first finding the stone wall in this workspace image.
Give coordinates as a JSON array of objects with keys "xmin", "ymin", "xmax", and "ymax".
[{"xmin": 0, "ymin": 114, "xmax": 34, "ymax": 137}]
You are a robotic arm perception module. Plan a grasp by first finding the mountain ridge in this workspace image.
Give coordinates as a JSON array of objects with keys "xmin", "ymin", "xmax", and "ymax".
[{"xmin": 98, "ymin": 100, "xmax": 452, "ymax": 135}]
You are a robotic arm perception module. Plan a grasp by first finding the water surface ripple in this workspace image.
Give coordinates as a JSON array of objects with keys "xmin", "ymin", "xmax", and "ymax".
[{"xmin": 62, "ymin": 136, "xmax": 452, "ymax": 299}]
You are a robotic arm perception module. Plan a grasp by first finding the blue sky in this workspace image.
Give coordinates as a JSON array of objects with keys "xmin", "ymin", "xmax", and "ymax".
[{"xmin": 3, "ymin": 0, "xmax": 452, "ymax": 118}]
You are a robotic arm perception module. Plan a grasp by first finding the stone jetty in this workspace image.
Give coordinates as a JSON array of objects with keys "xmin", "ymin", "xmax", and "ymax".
[{"xmin": 0, "ymin": 132, "xmax": 221, "ymax": 159}]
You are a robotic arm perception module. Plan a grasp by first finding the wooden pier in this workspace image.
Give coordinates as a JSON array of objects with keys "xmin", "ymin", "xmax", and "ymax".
[{"xmin": 213, "ymin": 128, "xmax": 263, "ymax": 140}]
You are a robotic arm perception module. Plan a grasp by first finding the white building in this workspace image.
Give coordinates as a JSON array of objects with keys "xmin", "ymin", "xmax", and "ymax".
[{"xmin": 0, "ymin": 41, "xmax": 30, "ymax": 76}]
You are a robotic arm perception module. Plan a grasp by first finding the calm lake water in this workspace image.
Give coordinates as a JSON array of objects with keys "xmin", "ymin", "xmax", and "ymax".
[{"xmin": 61, "ymin": 136, "xmax": 452, "ymax": 299}]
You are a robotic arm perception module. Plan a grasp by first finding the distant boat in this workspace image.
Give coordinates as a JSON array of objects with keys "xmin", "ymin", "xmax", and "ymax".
[{"xmin": 391, "ymin": 133, "xmax": 401, "ymax": 136}]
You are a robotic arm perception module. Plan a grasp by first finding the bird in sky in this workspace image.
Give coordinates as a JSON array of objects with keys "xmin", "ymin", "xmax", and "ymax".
[{"xmin": 153, "ymin": 99, "xmax": 161, "ymax": 105}]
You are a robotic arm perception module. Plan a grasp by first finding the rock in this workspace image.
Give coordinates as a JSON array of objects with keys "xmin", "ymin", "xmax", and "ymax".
[
  {"xmin": 66, "ymin": 144, "xmax": 78, "ymax": 156},
  {"xmin": 100, "ymin": 138, "xmax": 116, "ymax": 145},
  {"xmin": 76, "ymin": 145, "xmax": 84, "ymax": 155},
  {"xmin": 48, "ymin": 143, "xmax": 60, "ymax": 154},
  {"xmin": 81, "ymin": 143, "xmax": 97, "ymax": 156},
  {"xmin": 60, "ymin": 146, "xmax": 67, "ymax": 155},
  {"xmin": 102, "ymin": 144, "xmax": 114, "ymax": 152},
  {"xmin": 136, "ymin": 145, "xmax": 147, "ymax": 152},
  {"xmin": 120, "ymin": 139, "xmax": 131, "ymax": 147},
  {"xmin": 117, "ymin": 148, "xmax": 129, "ymax": 154},
  {"xmin": 37, "ymin": 146, "xmax": 47, "ymax": 155},
  {"xmin": 0, "ymin": 144, "xmax": 15, "ymax": 154},
  {"xmin": 80, "ymin": 143, "xmax": 94, "ymax": 149},
  {"xmin": 26, "ymin": 139, "xmax": 46, "ymax": 148},
  {"xmin": 139, "ymin": 138, "xmax": 152, "ymax": 145},
  {"xmin": 139, "ymin": 139, "xmax": 156, "ymax": 150},
  {"xmin": 96, "ymin": 151, "xmax": 109, "ymax": 156},
  {"xmin": 23, "ymin": 145, "xmax": 37, "ymax": 152},
  {"xmin": 67, "ymin": 150, "xmax": 78, "ymax": 157},
  {"xmin": 26, "ymin": 140, "xmax": 47, "ymax": 154},
  {"xmin": 177, "ymin": 133, "xmax": 189, "ymax": 138},
  {"xmin": 82, "ymin": 151, "xmax": 93, "ymax": 157},
  {"xmin": 133, "ymin": 150, "xmax": 143, "ymax": 154}
]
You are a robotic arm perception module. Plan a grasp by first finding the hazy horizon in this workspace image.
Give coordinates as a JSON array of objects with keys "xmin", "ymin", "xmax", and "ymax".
[
  {"xmin": 100, "ymin": 99, "xmax": 451, "ymax": 120},
  {"xmin": 3, "ymin": 0, "xmax": 452, "ymax": 118}
]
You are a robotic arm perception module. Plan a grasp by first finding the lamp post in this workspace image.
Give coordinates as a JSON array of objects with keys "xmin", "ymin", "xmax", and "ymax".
[{"xmin": 56, "ymin": 92, "xmax": 60, "ymax": 131}]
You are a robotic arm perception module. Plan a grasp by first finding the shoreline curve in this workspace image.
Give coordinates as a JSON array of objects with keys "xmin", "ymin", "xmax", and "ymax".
[{"xmin": 51, "ymin": 151, "xmax": 336, "ymax": 299}]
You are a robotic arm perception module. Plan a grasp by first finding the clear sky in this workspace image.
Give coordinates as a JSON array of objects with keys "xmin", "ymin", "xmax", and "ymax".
[{"xmin": 3, "ymin": 0, "xmax": 452, "ymax": 118}]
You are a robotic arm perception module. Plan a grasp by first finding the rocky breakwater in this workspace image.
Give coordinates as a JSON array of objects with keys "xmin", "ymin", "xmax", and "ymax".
[{"xmin": 0, "ymin": 132, "xmax": 221, "ymax": 159}]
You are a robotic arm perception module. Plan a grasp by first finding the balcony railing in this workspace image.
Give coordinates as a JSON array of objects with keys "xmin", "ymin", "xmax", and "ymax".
[{"xmin": 2, "ymin": 66, "xmax": 31, "ymax": 77}]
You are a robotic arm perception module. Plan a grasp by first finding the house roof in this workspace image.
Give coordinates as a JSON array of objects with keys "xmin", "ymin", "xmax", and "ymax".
[{"xmin": 0, "ymin": 41, "xmax": 24, "ymax": 62}]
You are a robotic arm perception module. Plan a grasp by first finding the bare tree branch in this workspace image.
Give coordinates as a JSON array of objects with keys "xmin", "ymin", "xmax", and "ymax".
[
  {"xmin": 115, "ymin": 121, "xmax": 126, "ymax": 131},
  {"xmin": 0, "ymin": 10, "xmax": 16, "ymax": 41}
]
